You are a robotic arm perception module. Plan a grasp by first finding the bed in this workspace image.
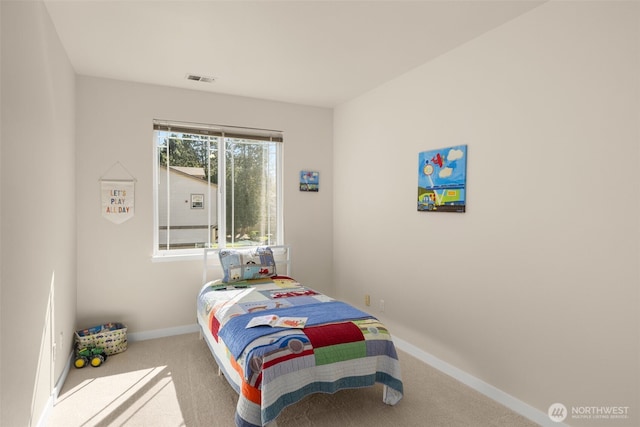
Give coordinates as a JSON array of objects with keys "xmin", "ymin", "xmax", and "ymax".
[{"xmin": 196, "ymin": 246, "xmax": 403, "ymax": 426}]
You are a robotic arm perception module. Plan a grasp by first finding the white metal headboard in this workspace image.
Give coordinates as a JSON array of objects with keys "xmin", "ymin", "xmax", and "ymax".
[{"xmin": 202, "ymin": 245, "xmax": 291, "ymax": 284}]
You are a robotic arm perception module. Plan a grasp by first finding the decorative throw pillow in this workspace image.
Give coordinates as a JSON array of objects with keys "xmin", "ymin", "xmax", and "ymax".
[{"xmin": 219, "ymin": 246, "xmax": 277, "ymax": 283}]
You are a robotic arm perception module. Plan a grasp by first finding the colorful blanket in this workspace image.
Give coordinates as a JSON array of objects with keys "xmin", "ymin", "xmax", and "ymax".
[
  {"xmin": 219, "ymin": 301, "xmax": 375, "ymax": 358},
  {"xmin": 197, "ymin": 277, "xmax": 404, "ymax": 427}
]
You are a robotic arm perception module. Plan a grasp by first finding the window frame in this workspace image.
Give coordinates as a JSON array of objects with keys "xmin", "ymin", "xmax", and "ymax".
[{"xmin": 152, "ymin": 120, "xmax": 284, "ymax": 261}]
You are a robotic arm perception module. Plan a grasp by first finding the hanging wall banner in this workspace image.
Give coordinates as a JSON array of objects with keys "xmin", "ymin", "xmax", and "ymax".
[{"xmin": 101, "ymin": 180, "xmax": 135, "ymax": 224}]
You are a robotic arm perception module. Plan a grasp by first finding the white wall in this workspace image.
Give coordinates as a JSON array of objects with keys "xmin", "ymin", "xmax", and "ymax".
[
  {"xmin": 76, "ymin": 77, "xmax": 333, "ymax": 333},
  {"xmin": 0, "ymin": 1, "xmax": 3, "ymax": 421},
  {"xmin": 334, "ymin": 1, "xmax": 639, "ymax": 426},
  {"xmin": 0, "ymin": 1, "xmax": 77, "ymax": 426}
]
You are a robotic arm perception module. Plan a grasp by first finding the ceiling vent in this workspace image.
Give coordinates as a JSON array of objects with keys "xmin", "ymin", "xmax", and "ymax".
[{"xmin": 185, "ymin": 74, "xmax": 216, "ymax": 83}]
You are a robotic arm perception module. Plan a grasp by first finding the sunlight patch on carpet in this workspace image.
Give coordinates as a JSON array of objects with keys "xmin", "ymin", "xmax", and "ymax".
[{"xmin": 51, "ymin": 366, "xmax": 184, "ymax": 426}]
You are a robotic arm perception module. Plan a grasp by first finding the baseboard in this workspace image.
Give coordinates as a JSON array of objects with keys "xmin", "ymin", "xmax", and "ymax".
[
  {"xmin": 37, "ymin": 350, "xmax": 74, "ymax": 427},
  {"xmin": 127, "ymin": 323, "xmax": 199, "ymax": 342},
  {"xmin": 392, "ymin": 336, "xmax": 565, "ymax": 427}
]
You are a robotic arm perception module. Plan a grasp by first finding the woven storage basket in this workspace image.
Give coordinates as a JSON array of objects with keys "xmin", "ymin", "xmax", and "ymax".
[{"xmin": 75, "ymin": 322, "xmax": 128, "ymax": 355}]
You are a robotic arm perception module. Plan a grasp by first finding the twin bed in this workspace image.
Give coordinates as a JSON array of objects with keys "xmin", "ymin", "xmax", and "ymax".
[{"xmin": 196, "ymin": 246, "xmax": 404, "ymax": 426}]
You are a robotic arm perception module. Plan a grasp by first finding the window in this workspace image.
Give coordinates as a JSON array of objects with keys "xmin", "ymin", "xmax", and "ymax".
[{"xmin": 153, "ymin": 120, "xmax": 283, "ymax": 258}]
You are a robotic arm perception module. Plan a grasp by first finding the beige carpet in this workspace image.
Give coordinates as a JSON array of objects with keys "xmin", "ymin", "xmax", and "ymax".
[{"xmin": 48, "ymin": 333, "xmax": 540, "ymax": 427}]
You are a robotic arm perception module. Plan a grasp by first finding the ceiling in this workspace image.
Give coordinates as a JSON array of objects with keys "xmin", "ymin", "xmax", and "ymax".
[{"xmin": 44, "ymin": 1, "xmax": 544, "ymax": 108}]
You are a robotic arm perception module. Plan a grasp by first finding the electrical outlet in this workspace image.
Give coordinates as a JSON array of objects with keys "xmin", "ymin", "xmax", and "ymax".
[
  {"xmin": 365, "ymin": 294, "xmax": 371, "ymax": 306},
  {"xmin": 379, "ymin": 299, "xmax": 385, "ymax": 312}
]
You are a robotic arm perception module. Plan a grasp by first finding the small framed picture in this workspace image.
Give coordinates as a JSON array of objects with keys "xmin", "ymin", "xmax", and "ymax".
[
  {"xmin": 300, "ymin": 171, "xmax": 319, "ymax": 192},
  {"xmin": 191, "ymin": 194, "xmax": 204, "ymax": 209}
]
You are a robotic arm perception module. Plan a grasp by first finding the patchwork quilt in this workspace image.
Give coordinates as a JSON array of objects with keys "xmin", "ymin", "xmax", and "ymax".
[{"xmin": 197, "ymin": 276, "xmax": 404, "ymax": 427}]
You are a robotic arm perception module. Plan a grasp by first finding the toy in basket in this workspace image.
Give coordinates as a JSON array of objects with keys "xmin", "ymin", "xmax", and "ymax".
[{"xmin": 75, "ymin": 322, "xmax": 127, "ymax": 356}]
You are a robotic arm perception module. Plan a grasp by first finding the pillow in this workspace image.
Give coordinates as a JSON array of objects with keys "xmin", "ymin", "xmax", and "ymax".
[{"xmin": 219, "ymin": 246, "xmax": 277, "ymax": 283}]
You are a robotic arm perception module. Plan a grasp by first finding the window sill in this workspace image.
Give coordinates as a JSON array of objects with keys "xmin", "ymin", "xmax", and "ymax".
[{"xmin": 151, "ymin": 252, "xmax": 203, "ymax": 262}]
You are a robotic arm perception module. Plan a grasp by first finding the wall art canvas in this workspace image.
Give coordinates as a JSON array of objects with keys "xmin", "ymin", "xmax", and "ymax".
[
  {"xmin": 418, "ymin": 145, "xmax": 467, "ymax": 213},
  {"xmin": 299, "ymin": 170, "xmax": 319, "ymax": 192}
]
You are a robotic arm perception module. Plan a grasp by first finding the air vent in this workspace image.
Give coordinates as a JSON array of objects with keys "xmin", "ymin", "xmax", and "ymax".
[{"xmin": 185, "ymin": 74, "xmax": 216, "ymax": 83}]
